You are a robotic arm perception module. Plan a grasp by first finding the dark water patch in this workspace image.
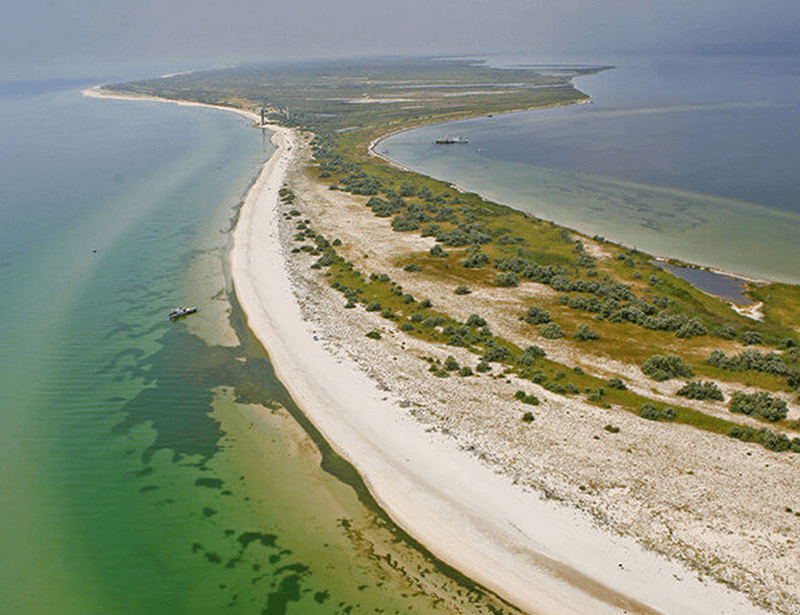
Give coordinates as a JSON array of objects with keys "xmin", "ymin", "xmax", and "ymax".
[
  {"xmin": 314, "ymin": 590, "xmax": 330, "ymax": 603},
  {"xmin": 659, "ymin": 262, "xmax": 750, "ymax": 304},
  {"xmin": 111, "ymin": 329, "xmax": 225, "ymax": 464},
  {"xmin": 195, "ymin": 478, "xmax": 225, "ymax": 489},
  {"xmin": 263, "ymin": 572, "xmax": 306, "ymax": 614},
  {"xmin": 134, "ymin": 466, "xmax": 153, "ymax": 478}
]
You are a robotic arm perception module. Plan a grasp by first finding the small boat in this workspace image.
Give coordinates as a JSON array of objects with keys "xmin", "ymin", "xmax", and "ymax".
[
  {"xmin": 169, "ymin": 306, "xmax": 198, "ymax": 321},
  {"xmin": 435, "ymin": 136, "xmax": 469, "ymax": 144}
]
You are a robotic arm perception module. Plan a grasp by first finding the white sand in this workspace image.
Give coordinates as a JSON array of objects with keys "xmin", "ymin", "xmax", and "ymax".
[{"xmin": 230, "ymin": 128, "xmax": 774, "ymax": 615}]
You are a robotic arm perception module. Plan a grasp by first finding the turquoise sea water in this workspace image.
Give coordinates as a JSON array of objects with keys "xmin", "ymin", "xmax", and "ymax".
[
  {"xmin": 377, "ymin": 55, "xmax": 800, "ymax": 284},
  {"xmin": 0, "ymin": 80, "xmax": 516, "ymax": 615}
]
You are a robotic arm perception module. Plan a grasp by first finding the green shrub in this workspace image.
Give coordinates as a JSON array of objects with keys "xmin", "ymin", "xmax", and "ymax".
[
  {"xmin": 573, "ymin": 324, "xmax": 599, "ymax": 341},
  {"xmin": 381, "ymin": 308, "xmax": 395, "ymax": 319},
  {"xmin": 641, "ymin": 354, "xmax": 694, "ymax": 381},
  {"xmin": 729, "ymin": 391, "xmax": 788, "ymax": 422},
  {"xmin": 476, "ymin": 360, "xmax": 491, "ymax": 373},
  {"xmin": 463, "ymin": 249, "xmax": 490, "ymax": 268},
  {"xmin": 639, "ymin": 403, "xmax": 676, "ymax": 421},
  {"xmin": 399, "ymin": 322, "xmax": 414, "ymax": 332},
  {"xmin": 676, "ymin": 380, "xmax": 724, "ymax": 401},
  {"xmin": 430, "ymin": 244, "xmax": 449, "ymax": 258},
  {"xmin": 454, "ymin": 285, "xmax": 471, "ymax": 295},
  {"xmin": 607, "ymin": 377, "xmax": 627, "ymax": 390},
  {"xmin": 540, "ymin": 323, "xmax": 564, "ymax": 339},
  {"xmin": 514, "ymin": 390, "xmax": 540, "ymax": 405},
  {"xmin": 544, "ymin": 381, "xmax": 567, "ymax": 394},
  {"xmin": 495, "ymin": 272, "xmax": 519, "ymax": 287},
  {"xmin": 404, "ymin": 263, "xmax": 422, "ymax": 272},
  {"xmin": 466, "ymin": 314, "xmax": 487, "ymax": 328},
  {"xmin": 524, "ymin": 306, "xmax": 551, "ymax": 325},
  {"xmin": 604, "ymin": 424, "xmax": 620, "ymax": 433},
  {"xmin": 483, "ymin": 340, "xmax": 511, "ymax": 363},
  {"xmin": 517, "ymin": 345, "xmax": 546, "ymax": 367},
  {"xmin": 419, "ymin": 298, "xmax": 432, "ymax": 308},
  {"xmin": 676, "ymin": 317, "xmax": 708, "ymax": 338},
  {"xmin": 365, "ymin": 330, "xmax": 382, "ymax": 340},
  {"xmin": 366, "ymin": 302, "xmax": 382, "ymax": 312},
  {"xmin": 444, "ymin": 356, "xmax": 460, "ymax": 371},
  {"xmin": 458, "ymin": 366, "xmax": 473, "ymax": 377},
  {"xmin": 522, "ymin": 412, "xmax": 535, "ymax": 423},
  {"xmin": 741, "ymin": 331, "xmax": 763, "ymax": 346}
]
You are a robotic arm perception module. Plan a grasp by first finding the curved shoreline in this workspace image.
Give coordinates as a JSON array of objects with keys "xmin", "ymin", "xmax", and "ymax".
[{"xmin": 229, "ymin": 125, "xmax": 772, "ymax": 615}]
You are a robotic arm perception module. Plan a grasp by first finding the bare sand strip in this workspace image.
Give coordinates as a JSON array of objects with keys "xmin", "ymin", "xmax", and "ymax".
[{"xmin": 231, "ymin": 129, "xmax": 771, "ymax": 615}]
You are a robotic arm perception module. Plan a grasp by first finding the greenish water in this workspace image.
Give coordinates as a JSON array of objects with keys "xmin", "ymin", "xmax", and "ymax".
[
  {"xmin": 377, "ymin": 55, "xmax": 800, "ymax": 284},
  {"xmin": 0, "ymin": 81, "xmax": 518, "ymax": 615}
]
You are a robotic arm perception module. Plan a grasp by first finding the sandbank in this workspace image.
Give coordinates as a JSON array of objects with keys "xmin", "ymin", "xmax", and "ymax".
[{"xmin": 230, "ymin": 126, "xmax": 773, "ymax": 615}]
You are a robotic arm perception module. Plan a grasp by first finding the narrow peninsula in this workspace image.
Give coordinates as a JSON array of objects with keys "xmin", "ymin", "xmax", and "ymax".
[{"xmin": 97, "ymin": 57, "xmax": 800, "ymax": 615}]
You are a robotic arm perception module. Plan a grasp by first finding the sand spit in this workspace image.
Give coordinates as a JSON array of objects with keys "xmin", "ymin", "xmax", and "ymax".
[
  {"xmin": 89, "ymin": 87, "xmax": 796, "ymax": 614},
  {"xmin": 82, "ymin": 85, "xmax": 263, "ymax": 125},
  {"xmin": 230, "ymin": 129, "xmax": 793, "ymax": 615}
]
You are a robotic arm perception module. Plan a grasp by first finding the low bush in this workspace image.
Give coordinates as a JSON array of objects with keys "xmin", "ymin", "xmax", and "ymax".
[
  {"xmin": 676, "ymin": 380, "xmax": 724, "ymax": 401},
  {"xmin": 444, "ymin": 356, "xmax": 460, "ymax": 371},
  {"xmin": 641, "ymin": 354, "xmax": 694, "ymax": 381},
  {"xmin": 454, "ymin": 285, "xmax": 471, "ymax": 295},
  {"xmin": 639, "ymin": 403, "xmax": 676, "ymax": 421},
  {"xmin": 741, "ymin": 331, "xmax": 763, "ymax": 346},
  {"xmin": 524, "ymin": 306, "xmax": 551, "ymax": 325},
  {"xmin": 540, "ymin": 323, "xmax": 564, "ymax": 339},
  {"xmin": 514, "ymin": 390, "xmax": 540, "ymax": 405},
  {"xmin": 403, "ymin": 263, "xmax": 422, "ymax": 272},
  {"xmin": 466, "ymin": 314, "xmax": 487, "ymax": 328},
  {"xmin": 517, "ymin": 345, "xmax": 546, "ymax": 367},
  {"xmin": 607, "ymin": 377, "xmax": 627, "ymax": 390},
  {"xmin": 495, "ymin": 272, "xmax": 519, "ymax": 287},
  {"xmin": 729, "ymin": 391, "xmax": 788, "ymax": 422},
  {"xmin": 573, "ymin": 324, "xmax": 599, "ymax": 341},
  {"xmin": 366, "ymin": 302, "xmax": 382, "ymax": 312},
  {"xmin": 365, "ymin": 330, "xmax": 381, "ymax": 340}
]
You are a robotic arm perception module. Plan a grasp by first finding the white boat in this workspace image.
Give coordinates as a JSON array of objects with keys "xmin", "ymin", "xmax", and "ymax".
[
  {"xmin": 434, "ymin": 136, "xmax": 468, "ymax": 144},
  {"xmin": 169, "ymin": 306, "xmax": 198, "ymax": 320}
]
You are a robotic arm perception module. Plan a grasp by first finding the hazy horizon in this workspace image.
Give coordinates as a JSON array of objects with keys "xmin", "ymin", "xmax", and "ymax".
[{"xmin": 3, "ymin": 0, "xmax": 799, "ymax": 80}]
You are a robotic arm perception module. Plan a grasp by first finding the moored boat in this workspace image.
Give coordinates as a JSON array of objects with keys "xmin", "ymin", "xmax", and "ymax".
[{"xmin": 169, "ymin": 306, "xmax": 198, "ymax": 320}]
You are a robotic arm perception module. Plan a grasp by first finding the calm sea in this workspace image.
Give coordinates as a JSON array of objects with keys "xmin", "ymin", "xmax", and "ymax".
[
  {"xmin": 377, "ymin": 55, "xmax": 800, "ymax": 283},
  {"xmin": 0, "ymin": 78, "xmax": 515, "ymax": 615}
]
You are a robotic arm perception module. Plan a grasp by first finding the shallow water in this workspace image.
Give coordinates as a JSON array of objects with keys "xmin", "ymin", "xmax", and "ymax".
[
  {"xmin": 377, "ymin": 55, "xmax": 800, "ymax": 284},
  {"xmin": 0, "ymin": 80, "xmax": 518, "ymax": 615}
]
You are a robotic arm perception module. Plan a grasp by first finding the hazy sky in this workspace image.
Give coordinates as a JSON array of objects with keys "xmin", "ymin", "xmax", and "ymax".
[{"xmin": 3, "ymin": 0, "xmax": 799, "ymax": 78}]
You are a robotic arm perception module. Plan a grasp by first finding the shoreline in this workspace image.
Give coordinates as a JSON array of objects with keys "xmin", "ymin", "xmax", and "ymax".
[{"xmin": 229, "ymin": 124, "xmax": 774, "ymax": 615}]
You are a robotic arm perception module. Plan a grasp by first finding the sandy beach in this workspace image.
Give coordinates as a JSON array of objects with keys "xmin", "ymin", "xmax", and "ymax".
[{"xmin": 229, "ymin": 126, "xmax": 786, "ymax": 615}]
